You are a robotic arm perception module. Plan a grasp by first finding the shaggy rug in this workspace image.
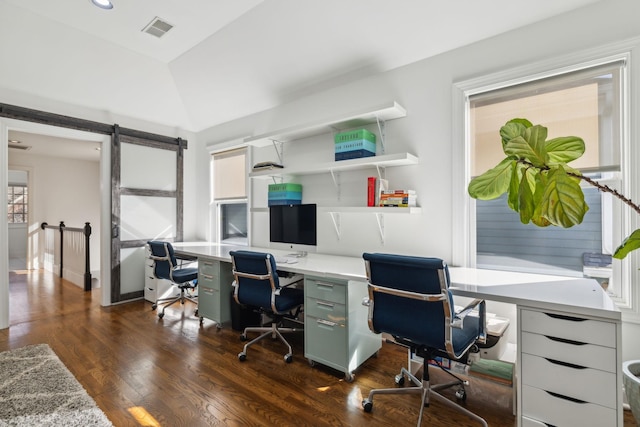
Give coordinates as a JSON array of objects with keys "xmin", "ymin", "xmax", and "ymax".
[{"xmin": 0, "ymin": 344, "xmax": 113, "ymax": 427}]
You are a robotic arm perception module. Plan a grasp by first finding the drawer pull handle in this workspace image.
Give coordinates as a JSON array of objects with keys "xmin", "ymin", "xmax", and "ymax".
[
  {"xmin": 545, "ymin": 390, "xmax": 587, "ymax": 404},
  {"xmin": 545, "ymin": 335, "xmax": 587, "ymax": 346},
  {"xmin": 544, "ymin": 312, "xmax": 586, "ymax": 322},
  {"xmin": 316, "ymin": 301, "xmax": 335, "ymax": 309},
  {"xmin": 545, "ymin": 357, "xmax": 586, "ymax": 370},
  {"xmin": 317, "ymin": 319, "xmax": 337, "ymax": 327},
  {"xmin": 202, "ymin": 274, "xmax": 214, "ymax": 280},
  {"xmin": 316, "ymin": 283, "xmax": 335, "ymax": 290}
]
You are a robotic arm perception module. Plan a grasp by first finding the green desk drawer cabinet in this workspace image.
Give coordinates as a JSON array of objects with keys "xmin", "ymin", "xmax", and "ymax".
[
  {"xmin": 197, "ymin": 259, "xmax": 234, "ymax": 328},
  {"xmin": 304, "ymin": 275, "xmax": 381, "ymax": 381}
]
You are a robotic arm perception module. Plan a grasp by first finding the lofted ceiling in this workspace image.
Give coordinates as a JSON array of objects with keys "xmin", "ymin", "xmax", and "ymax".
[{"xmin": 1, "ymin": 0, "xmax": 599, "ymax": 159}]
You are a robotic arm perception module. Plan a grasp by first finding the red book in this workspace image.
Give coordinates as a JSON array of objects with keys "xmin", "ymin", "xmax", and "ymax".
[{"xmin": 367, "ymin": 177, "xmax": 376, "ymax": 207}]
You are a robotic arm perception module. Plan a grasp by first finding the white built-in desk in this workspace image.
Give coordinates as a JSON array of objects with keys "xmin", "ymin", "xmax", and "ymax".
[{"xmin": 172, "ymin": 244, "xmax": 622, "ymax": 426}]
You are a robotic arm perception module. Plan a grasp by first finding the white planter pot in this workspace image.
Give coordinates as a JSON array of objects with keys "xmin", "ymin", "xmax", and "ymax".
[{"xmin": 623, "ymin": 360, "xmax": 640, "ymax": 422}]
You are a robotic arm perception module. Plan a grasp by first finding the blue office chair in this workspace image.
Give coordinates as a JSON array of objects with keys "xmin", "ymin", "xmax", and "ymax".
[
  {"xmin": 147, "ymin": 240, "xmax": 199, "ymax": 320},
  {"xmin": 230, "ymin": 250, "xmax": 304, "ymax": 363},
  {"xmin": 361, "ymin": 253, "xmax": 488, "ymax": 427}
]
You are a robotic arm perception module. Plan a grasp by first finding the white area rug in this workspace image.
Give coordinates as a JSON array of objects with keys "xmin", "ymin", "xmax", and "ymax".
[{"xmin": 0, "ymin": 344, "xmax": 113, "ymax": 427}]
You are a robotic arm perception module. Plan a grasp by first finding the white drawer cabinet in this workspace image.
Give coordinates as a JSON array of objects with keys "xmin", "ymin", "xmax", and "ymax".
[
  {"xmin": 518, "ymin": 307, "xmax": 621, "ymax": 427},
  {"xmin": 144, "ymin": 248, "xmax": 174, "ymax": 303}
]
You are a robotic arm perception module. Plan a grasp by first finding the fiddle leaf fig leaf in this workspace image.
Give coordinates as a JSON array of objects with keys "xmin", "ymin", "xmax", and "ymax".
[
  {"xmin": 518, "ymin": 172, "xmax": 535, "ymax": 224},
  {"xmin": 538, "ymin": 166, "xmax": 588, "ymax": 228},
  {"xmin": 613, "ymin": 229, "xmax": 640, "ymax": 259},
  {"xmin": 546, "ymin": 136, "xmax": 585, "ymax": 164},
  {"xmin": 530, "ymin": 171, "xmax": 552, "ymax": 226},
  {"xmin": 507, "ymin": 162, "xmax": 521, "ymax": 211},
  {"xmin": 468, "ymin": 158, "xmax": 515, "ymax": 200},
  {"xmin": 503, "ymin": 125, "xmax": 548, "ymax": 167},
  {"xmin": 500, "ymin": 121, "xmax": 528, "ymax": 147}
]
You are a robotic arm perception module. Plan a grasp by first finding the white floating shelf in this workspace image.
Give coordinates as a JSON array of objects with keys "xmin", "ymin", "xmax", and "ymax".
[
  {"xmin": 319, "ymin": 207, "xmax": 422, "ymax": 214},
  {"xmin": 249, "ymin": 152, "xmax": 418, "ymax": 179},
  {"xmin": 244, "ymin": 101, "xmax": 407, "ymax": 147}
]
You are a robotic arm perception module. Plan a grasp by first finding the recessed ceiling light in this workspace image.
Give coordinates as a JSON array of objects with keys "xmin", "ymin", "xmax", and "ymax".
[{"xmin": 91, "ymin": 0, "xmax": 113, "ymax": 10}]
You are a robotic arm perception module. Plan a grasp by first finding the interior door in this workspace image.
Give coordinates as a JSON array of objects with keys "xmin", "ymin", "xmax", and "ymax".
[{"xmin": 111, "ymin": 129, "xmax": 185, "ymax": 303}]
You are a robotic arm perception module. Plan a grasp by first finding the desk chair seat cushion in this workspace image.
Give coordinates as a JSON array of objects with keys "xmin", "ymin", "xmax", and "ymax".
[
  {"xmin": 231, "ymin": 250, "xmax": 304, "ymax": 313},
  {"xmin": 171, "ymin": 267, "xmax": 198, "ymax": 285}
]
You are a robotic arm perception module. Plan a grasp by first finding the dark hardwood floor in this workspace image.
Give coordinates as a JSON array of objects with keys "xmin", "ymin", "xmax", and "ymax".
[{"xmin": 1, "ymin": 269, "xmax": 636, "ymax": 427}]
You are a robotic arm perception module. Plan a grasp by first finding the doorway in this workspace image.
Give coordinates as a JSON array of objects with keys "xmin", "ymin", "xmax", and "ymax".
[{"xmin": 2, "ymin": 119, "xmax": 111, "ymax": 328}]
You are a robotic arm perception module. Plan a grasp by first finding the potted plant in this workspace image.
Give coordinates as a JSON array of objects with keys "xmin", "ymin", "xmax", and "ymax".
[
  {"xmin": 467, "ymin": 118, "xmax": 640, "ymax": 420},
  {"xmin": 467, "ymin": 118, "xmax": 640, "ymax": 259}
]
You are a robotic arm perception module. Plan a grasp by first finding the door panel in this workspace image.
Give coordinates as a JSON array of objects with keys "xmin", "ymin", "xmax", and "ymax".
[
  {"xmin": 120, "ymin": 195, "xmax": 176, "ymax": 241},
  {"xmin": 121, "ymin": 144, "xmax": 177, "ymax": 190}
]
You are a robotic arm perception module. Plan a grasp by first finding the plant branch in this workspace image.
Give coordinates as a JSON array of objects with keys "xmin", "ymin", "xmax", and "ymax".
[{"xmin": 573, "ymin": 173, "xmax": 640, "ymax": 216}]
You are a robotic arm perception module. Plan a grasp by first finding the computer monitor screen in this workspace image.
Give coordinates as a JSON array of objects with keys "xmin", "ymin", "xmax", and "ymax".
[{"xmin": 269, "ymin": 203, "xmax": 317, "ymax": 248}]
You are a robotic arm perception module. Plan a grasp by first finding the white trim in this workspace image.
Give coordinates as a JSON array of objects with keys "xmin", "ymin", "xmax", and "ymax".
[
  {"xmin": 0, "ymin": 122, "xmax": 9, "ymax": 329},
  {"xmin": 453, "ymin": 37, "xmax": 640, "ymax": 320}
]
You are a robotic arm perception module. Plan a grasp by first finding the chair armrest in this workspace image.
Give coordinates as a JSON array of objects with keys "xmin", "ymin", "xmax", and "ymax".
[{"xmin": 452, "ymin": 298, "xmax": 487, "ymax": 344}]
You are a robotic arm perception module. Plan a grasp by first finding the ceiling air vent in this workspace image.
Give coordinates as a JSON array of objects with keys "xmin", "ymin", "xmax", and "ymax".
[
  {"xmin": 142, "ymin": 17, "xmax": 173, "ymax": 38},
  {"xmin": 8, "ymin": 143, "xmax": 31, "ymax": 151}
]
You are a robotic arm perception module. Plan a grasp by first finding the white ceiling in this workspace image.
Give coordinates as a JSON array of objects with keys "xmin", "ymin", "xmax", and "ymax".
[{"xmin": 1, "ymin": 0, "xmax": 599, "ymax": 160}]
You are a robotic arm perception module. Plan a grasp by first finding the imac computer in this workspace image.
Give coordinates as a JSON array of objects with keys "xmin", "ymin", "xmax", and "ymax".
[{"xmin": 269, "ymin": 203, "xmax": 317, "ymax": 256}]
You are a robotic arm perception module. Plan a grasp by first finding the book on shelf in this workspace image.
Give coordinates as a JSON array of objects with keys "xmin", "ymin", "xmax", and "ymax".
[{"xmin": 367, "ymin": 177, "xmax": 376, "ymax": 207}]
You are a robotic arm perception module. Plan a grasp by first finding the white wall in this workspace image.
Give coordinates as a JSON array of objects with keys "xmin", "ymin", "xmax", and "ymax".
[
  {"xmin": 196, "ymin": 0, "xmax": 640, "ymax": 360},
  {"xmin": 8, "ymin": 151, "xmax": 101, "ymax": 286}
]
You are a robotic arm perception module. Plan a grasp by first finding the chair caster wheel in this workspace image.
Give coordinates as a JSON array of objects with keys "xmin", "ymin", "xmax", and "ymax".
[
  {"xmin": 395, "ymin": 374, "xmax": 405, "ymax": 386},
  {"xmin": 238, "ymin": 352, "xmax": 247, "ymax": 361},
  {"xmin": 158, "ymin": 312, "xmax": 164, "ymax": 319},
  {"xmin": 240, "ymin": 334, "xmax": 247, "ymax": 341},
  {"xmin": 455, "ymin": 388, "xmax": 467, "ymax": 401},
  {"xmin": 362, "ymin": 399, "xmax": 373, "ymax": 413},
  {"xmin": 284, "ymin": 354, "xmax": 293, "ymax": 363},
  {"xmin": 151, "ymin": 304, "xmax": 157, "ymax": 310}
]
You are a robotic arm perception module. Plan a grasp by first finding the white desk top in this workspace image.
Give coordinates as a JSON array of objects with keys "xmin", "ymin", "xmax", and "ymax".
[{"xmin": 174, "ymin": 243, "xmax": 620, "ymax": 321}]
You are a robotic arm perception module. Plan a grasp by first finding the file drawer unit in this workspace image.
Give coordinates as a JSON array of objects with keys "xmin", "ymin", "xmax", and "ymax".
[
  {"xmin": 197, "ymin": 259, "xmax": 234, "ymax": 327},
  {"xmin": 144, "ymin": 246, "xmax": 174, "ymax": 303},
  {"xmin": 304, "ymin": 275, "xmax": 382, "ymax": 382},
  {"xmin": 517, "ymin": 307, "xmax": 622, "ymax": 427}
]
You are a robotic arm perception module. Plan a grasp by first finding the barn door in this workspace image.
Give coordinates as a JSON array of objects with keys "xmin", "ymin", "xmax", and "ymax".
[{"xmin": 111, "ymin": 128, "xmax": 185, "ymax": 303}]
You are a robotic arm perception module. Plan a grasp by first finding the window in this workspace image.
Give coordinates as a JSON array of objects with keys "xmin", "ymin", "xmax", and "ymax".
[
  {"xmin": 212, "ymin": 148, "xmax": 248, "ymax": 245},
  {"xmin": 455, "ymin": 53, "xmax": 630, "ymax": 305},
  {"xmin": 7, "ymin": 184, "xmax": 28, "ymax": 224}
]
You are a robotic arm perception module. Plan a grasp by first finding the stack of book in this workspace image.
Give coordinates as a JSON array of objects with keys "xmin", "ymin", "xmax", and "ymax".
[
  {"xmin": 334, "ymin": 129, "xmax": 376, "ymax": 161},
  {"xmin": 268, "ymin": 183, "xmax": 302, "ymax": 206},
  {"xmin": 379, "ymin": 190, "xmax": 417, "ymax": 207}
]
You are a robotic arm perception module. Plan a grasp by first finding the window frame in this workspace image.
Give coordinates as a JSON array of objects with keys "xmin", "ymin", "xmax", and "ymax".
[
  {"xmin": 210, "ymin": 146, "xmax": 250, "ymax": 245},
  {"xmin": 7, "ymin": 183, "xmax": 28, "ymax": 224},
  {"xmin": 453, "ymin": 43, "xmax": 637, "ymax": 316}
]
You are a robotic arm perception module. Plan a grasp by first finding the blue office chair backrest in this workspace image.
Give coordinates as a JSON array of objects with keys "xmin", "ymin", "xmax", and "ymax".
[
  {"xmin": 230, "ymin": 250, "xmax": 280, "ymax": 309},
  {"xmin": 147, "ymin": 240, "xmax": 178, "ymax": 281},
  {"xmin": 363, "ymin": 252, "xmax": 455, "ymax": 351}
]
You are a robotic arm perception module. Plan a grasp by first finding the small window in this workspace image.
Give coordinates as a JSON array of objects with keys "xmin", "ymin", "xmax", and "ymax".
[
  {"xmin": 212, "ymin": 148, "xmax": 248, "ymax": 245},
  {"xmin": 7, "ymin": 185, "xmax": 28, "ymax": 224}
]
